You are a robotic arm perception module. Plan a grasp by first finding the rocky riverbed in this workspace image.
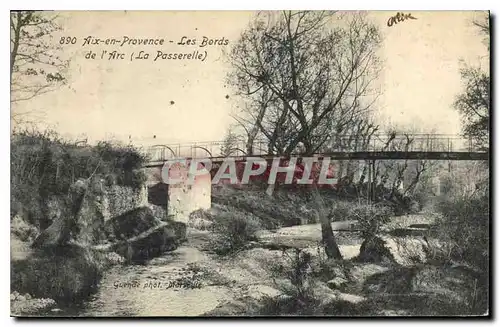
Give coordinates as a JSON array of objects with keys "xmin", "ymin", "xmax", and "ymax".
[{"xmin": 13, "ymin": 213, "xmax": 485, "ymax": 317}]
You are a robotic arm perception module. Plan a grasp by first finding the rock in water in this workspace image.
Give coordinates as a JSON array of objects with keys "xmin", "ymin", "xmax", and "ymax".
[
  {"xmin": 111, "ymin": 221, "xmax": 186, "ymax": 263},
  {"xmin": 357, "ymin": 235, "xmax": 430, "ymax": 266},
  {"xmin": 104, "ymin": 206, "xmax": 164, "ymax": 241},
  {"xmin": 103, "ymin": 206, "xmax": 187, "ymax": 263},
  {"xmin": 357, "ymin": 236, "xmax": 396, "ymax": 264}
]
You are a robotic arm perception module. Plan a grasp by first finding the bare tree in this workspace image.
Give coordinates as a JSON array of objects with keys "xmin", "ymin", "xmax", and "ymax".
[
  {"xmin": 473, "ymin": 12, "xmax": 490, "ymax": 50},
  {"xmin": 453, "ymin": 13, "xmax": 490, "ymax": 151},
  {"xmin": 227, "ymin": 11, "xmax": 383, "ymax": 259},
  {"xmin": 228, "ymin": 11, "xmax": 382, "ymax": 156},
  {"xmin": 220, "ymin": 127, "xmax": 244, "ymax": 156},
  {"xmin": 10, "ymin": 11, "xmax": 68, "ymax": 122}
]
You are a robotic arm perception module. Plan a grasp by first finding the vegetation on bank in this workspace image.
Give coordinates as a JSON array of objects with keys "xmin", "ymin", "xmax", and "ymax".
[
  {"xmin": 11, "ymin": 128, "xmax": 150, "ymax": 313},
  {"xmin": 11, "ymin": 128, "xmax": 489, "ymax": 317},
  {"xmin": 11, "ymin": 128, "xmax": 148, "ymax": 232},
  {"xmin": 195, "ymin": 160, "xmax": 489, "ymax": 316}
]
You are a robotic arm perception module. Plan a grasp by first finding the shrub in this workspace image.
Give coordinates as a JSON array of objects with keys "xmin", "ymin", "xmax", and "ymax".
[
  {"xmin": 11, "ymin": 215, "xmax": 38, "ymax": 243},
  {"xmin": 345, "ymin": 203, "xmax": 393, "ymax": 239},
  {"xmin": 10, "ymin": 129, "xmax": 152, "ymax": 309},
  {"xmin": 11, "ymin": 292, "xmax": 57, "ymax": 316},
  {"xmin": 435, "ymin": 194, "xmax": 489, "ymax": 270},
  {"xmin": 212, "ymin": 187, "xmax": 324, "ymax": 229},
  {"xmin": 11, "ymin": 129, "xmax": 148, "ymax": 232},
  {"xmin": 261, "ymin": 249, "xmax": 321, "ymax": 316},
  {"xmin": 188, "ymin": 209, "xmax": 214, "ymax": 230},
  {"xmin": 11, "ymin": 246, "xmax": 113, "ymax": 304},
  {"xmin": 329, "ymin": 201, "xmax": 352, "ymax": 222},
  {"xmin": 432, "ymin": 181, "xmax": 489, "ymax": 315},
  {"xmin": 432, "ymin": 161, "xmax": 489, "ymax": 268},
  {"xmin": 209, "ymin": 210, "xmax": 261, "ymax": 255}
]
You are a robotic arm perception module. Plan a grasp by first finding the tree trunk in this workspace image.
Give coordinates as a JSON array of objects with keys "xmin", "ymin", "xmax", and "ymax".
[
  {"xmin": 246, "ymin": 102, "xmax": 268, "ymax": 155},
  {"xmin": 312, "ymin": 186, "xmax": 342, "ymax": 259},
  {"xmin": 321, "ymin": 219, "xmax": 342, "ymax": 259},
  {"xmin": 10, "ymin": 13, "xmax": 21, "ymax": 81}
]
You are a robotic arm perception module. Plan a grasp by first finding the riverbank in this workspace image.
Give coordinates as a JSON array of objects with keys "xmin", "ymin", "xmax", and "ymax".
[{"xmin": 38, "ymin": 212, "xmax": 486, "ymax": 317}]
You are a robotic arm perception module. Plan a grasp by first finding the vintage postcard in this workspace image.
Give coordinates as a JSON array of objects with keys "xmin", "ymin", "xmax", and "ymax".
[{"xmin": 10, "ymin": 10, "xmax": 490, "ymax": 317}]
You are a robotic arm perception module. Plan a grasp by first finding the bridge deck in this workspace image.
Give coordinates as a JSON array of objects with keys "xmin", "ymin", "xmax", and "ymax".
[
  {"xmin": 143, "ymin": 151, "xmax": 489, "ymax": 167},
  {"xmin": 142, "ymin": 134, "xmax": 487, "ymax": 164}
]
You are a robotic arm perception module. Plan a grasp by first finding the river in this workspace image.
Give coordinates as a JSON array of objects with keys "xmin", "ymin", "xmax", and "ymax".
[{"xmin": 51, "ymin": 216, "xmax": 432, "ymax": 317}]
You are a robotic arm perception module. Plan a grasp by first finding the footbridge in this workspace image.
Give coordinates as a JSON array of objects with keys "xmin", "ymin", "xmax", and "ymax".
[
  {"xmin": 143, "ymin": 134, "xmax": 488, "ymax": 166},
  {"xmin": 140, "ymin": 133, "xmax": 488, "ymax": 224}
]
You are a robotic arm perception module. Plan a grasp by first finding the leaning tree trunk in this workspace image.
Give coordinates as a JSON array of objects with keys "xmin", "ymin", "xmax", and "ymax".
[{"xmin": 312, "ymin": 186, "xmax": 342, "ymax": 259}]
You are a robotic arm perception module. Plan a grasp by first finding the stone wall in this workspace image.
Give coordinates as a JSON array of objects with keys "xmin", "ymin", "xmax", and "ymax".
[
  {"xmin": 72, "ymin": 181, "xmax": 148, "ymax": 245},
  {"xmin": 100, "ymin": 184, "xmax": 148, "ymax": 221}
]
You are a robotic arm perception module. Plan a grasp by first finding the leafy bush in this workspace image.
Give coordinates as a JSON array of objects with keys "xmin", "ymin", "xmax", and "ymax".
[
  {"xmin": 331, "ymin": 202, "xmax": 392, "ymax": 239},
  {"xmin": 329, "ymin": 201, "xmax": 352, "ymax": 222},
  {"xmin": 11, "ymin": 246, "xmax": 114, "ymax": 304},
  {"xmin": 11, "ymin": 215, "xmax": 39, "ymax": 243},
  {"xmin": 10, "ymin": 129, "xmax": 153, "ymax": 309},
  {"xmin": 188, "ymin": 209, "xmax": 214, "ymax": 230},
  {"xmin": 350, "ymin": 204, "xmax": 393, "ymax": 238},
  {"xmin": 431, "ymin": 172, "xmax": 489, "ymax": 315},
  {"xmin": 435, "ymin": 194, "xmax": 489, "ymax": 270},
  {"xmin": 209, "ymin": 210, "xmax": 261, "ymax": 255},
  {"xmin": 212, "ymin": 186, "xmax": 349, "ymax": 229},
  {"xmin": 261, "ymin": 249, "xmax": 321, "ymax": 316},
  {"xmin": 431, "ymin": 162, "xmax": 489, "ymax": 269},
  {"xmin": 11, "ymin": 291, "xmax": 57, "ymax": 316},
  {"xmin": 11, "ymin": 129, "xmax": 148, "ymax": 231}
]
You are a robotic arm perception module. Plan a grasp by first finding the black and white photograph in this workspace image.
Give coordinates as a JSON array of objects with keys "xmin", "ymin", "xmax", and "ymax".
[{"xmin": 9, "ymin": 9, "xmax": 491, "ymax": 317}]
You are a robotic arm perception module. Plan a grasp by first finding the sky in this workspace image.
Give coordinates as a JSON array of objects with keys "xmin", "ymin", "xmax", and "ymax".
[{"xmin": 11, "ymin": 10, "xmax": 489, "ymax": 147}]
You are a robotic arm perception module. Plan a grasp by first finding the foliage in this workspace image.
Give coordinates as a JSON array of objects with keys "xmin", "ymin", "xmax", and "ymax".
[
  {"xmin": 362, "ymin": 264, "xmax": 487, "ymax": 315},
  {"xmin": 11, "ymin": 215, "xmax": 39, "ymax": 243},
  {"xmin": 473, "ymin": 13, "xmax": 490, "ymax": 50},
  {"xmin": 435, "ymin": 193, "xmax": 489, "ymax": 270},
  {"xmin": 348, "ymin": 203, "xmax": 392, "ymax": 239},
  {"xmin": 261, "ymin": 249, "xmax": 321, "ymax": 315},
  {"xmin": 10, "ymin": 292, "xmax": 57, "ymax": 316},
  {"xmin": 188, "ymin": 209, "xmax": 214, "ymax": 230},
  {"xmin": 219, "ymin": 127, "xmax": 243, "ymax": 156},
  {"xmin": 260, "ymin": 249, "xmax": 364, "ymax": 316},
  {"xmin": 329, "ymin": 201, "xmax": 352, "ymax": 222},
  {"xmin": 453, "ymin": 14, "xmax": 490, "ymax": 151},
  {"xmin": 454, "ymin": 64, "xmax": 490, "ymax": 151},
  {"xmin": 208, "ymin": 210, "xmax": 262, "ymax": 255},
  {"xmin": 11, "ymin": 128, "xmax": 148, "ymax": 230},
  {"xmin": 212, "ymin": 186, "xmax": 317, "ymax": 229},
  {"xmin": 428, "ymin": 161, "xmax": 489, "ymax": 314},
  {"xmin": 11, "ymin": 246, "xmax": 113, "ymax": 304}
]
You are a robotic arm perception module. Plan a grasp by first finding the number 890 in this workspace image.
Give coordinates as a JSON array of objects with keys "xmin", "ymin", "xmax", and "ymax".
[{"xmin": 59, "ymin": 37, "xmax": 77, "ymax": 45}]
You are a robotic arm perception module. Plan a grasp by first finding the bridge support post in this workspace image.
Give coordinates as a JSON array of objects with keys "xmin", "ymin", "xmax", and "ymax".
[
  {"xmin": 367, "ymin": 160, "xmax": 371, "ymax": 206},
  {"xmin": 367, "ymin": 159, "xmax": 376, "ymax": 205},
  {"xmin": 372, "ymin": 160, "xmax": 376, "ymax": 202}
]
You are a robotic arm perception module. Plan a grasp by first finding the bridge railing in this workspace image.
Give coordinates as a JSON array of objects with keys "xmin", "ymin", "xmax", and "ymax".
[{"xmin": 143, "ymin": 134, "xmax": 483, "ymax": 162}]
